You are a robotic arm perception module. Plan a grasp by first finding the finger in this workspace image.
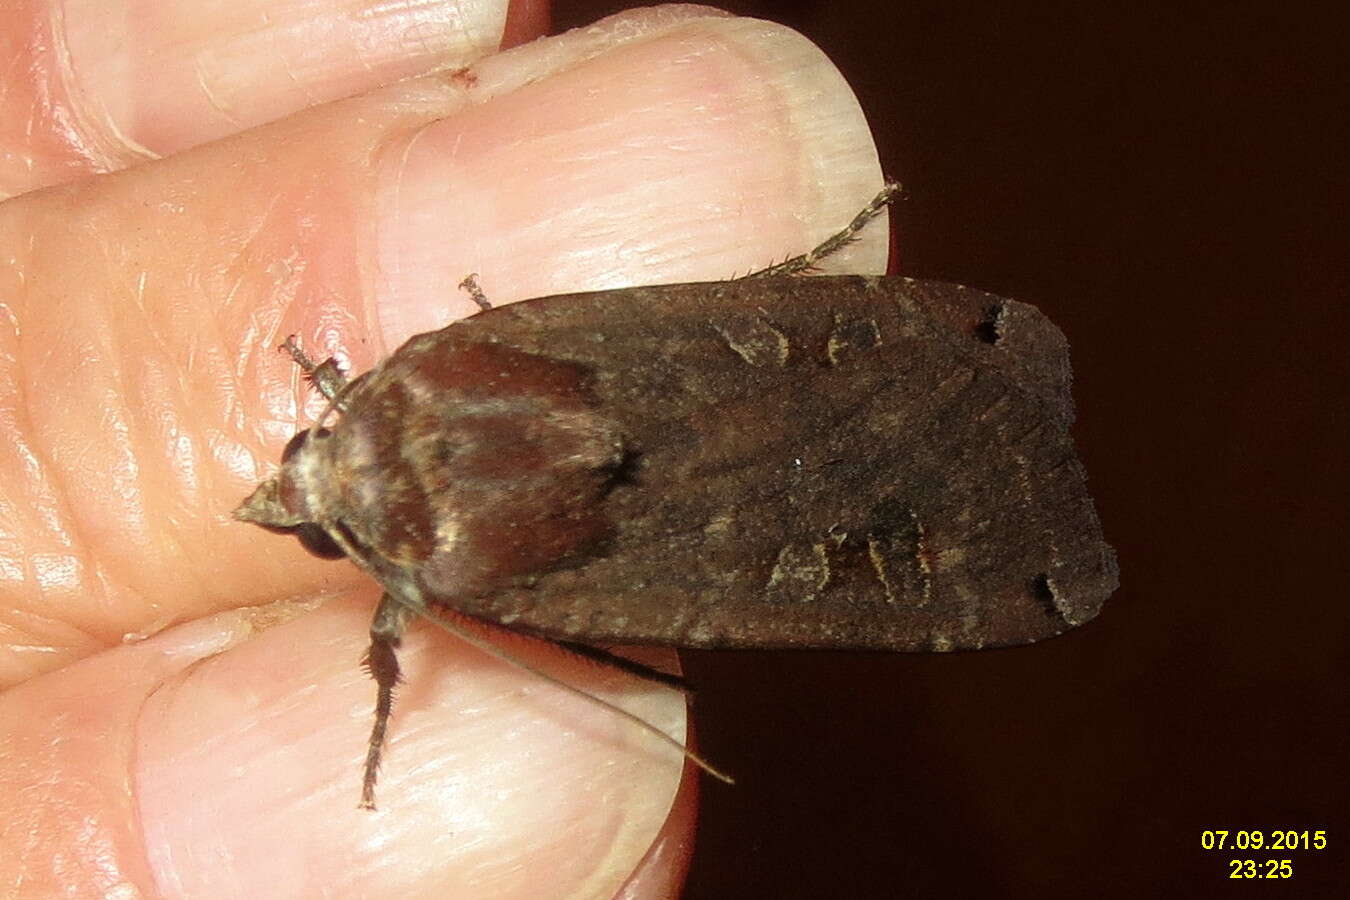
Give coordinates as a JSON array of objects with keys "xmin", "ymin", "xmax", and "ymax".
[
  {"xmin": 617, "ymin": 762, "xmax": 700, "ymax": 897},
  {"xmin": 0, "ymin": 8, "xmax": 885, "ymax": 683},
  {"xmin": 0, "ymin": 590, "xmax": 695, "ymax": 897},
  {"xmin": 0, "ymin": 0, "xmax": 544, "ymax": 198}
]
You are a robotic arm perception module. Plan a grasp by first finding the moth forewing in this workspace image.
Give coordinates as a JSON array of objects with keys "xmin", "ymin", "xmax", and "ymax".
[{"xmin": 235, "ymin": 185, "xmax": 1116, "ymax": 807}]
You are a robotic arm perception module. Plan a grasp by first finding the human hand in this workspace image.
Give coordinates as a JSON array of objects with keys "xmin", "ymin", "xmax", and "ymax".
[{"xmin": 0, "ymin": 2, "xmax": 887, "ymax": 896}]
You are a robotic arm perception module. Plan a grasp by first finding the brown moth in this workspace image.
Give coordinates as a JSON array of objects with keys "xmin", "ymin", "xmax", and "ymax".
[{"xmin": 236, "ymin": 186, "xmax": 1118, "ymax": 807}]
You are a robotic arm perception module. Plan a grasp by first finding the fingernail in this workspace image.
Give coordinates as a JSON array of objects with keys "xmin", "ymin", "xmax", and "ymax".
[
  {"xmin": 135, "ymin": 595, "xmax": 686, "ymax": 896},
  {"xmin": 371, "ymin": 14, "xmax": 884, "ymax": 343},
  {"xmin": 62, "ymin": 0, "xmax": 509, "ymax": 155}
]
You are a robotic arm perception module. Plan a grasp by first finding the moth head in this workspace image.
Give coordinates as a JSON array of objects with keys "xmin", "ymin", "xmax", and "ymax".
[{"xmin": 233, "ymin": 428, "xmax": 346, "ymax": 560}]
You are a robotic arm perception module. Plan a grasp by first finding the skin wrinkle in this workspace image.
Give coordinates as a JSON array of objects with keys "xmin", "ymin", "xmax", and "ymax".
[
  {"xmin": 0, "ymin": 54, "xmax": 28, "ymax": 169},
  {"xmin": 219, "ymin": 327, "xmax": 270, "ymax": 497},
  {"xmin": 47, "ymin": 0, "xmax": 154, "ymax": 170},
  {"xmin": 348, "ymin": 0, "xmax": 381, "ymax": 77},
  {"xmin": 21, "ymin": 13, "xmax": 66, "ymax": 172},
  {"xmin": 1, "ymin": 592, "xmax": 100, "ymax": 654},
  {"xmin": 222, "ymin": 222, "xmax": 330, "ymax": 483},
  {"xmin": 225, "ymin": 192, "xmax": 305, "ymax": 441},
  {"xmin": 13, "ymin": 398, "xmax": 104, "ymax": 653},
  {"xmin": 93, "ymin": 241, "xmax": 151, "ymax": 546},
  {"xmin": 126, "ymin": 261, "xmax": 213, "ymax": 540},
  {"xmin": 193, "ymin": 57, "xmax": 243, "ymax": 127},
  {"xmin": 42, "ymin": 219, "xmax": 192, "ymax": 638},
  {"xmin": 374, "ymin": 122, "xmax": 427, "ymax": 335},
  {"xmin": 55, "ymin": 236, "xmax": 171, "ymax": 631},
  {"xmin": 212, "ymin": 203, "xmax": 343, "ymax": 538},
  {"xmin": 0, "ymin": 232, "xmax": 112, "ymax": 651},
  {"xmin": 180, "ymin": 1, "xmax": 491, "ymax": 133},
  {"xmin": 276, "ymin": 26, "xmax": 318, "ymax": 103},
  {"xmin": 97, "ymin": 395, "xmax": 148, "ymax": 568},
  {"xmin": 183, "ymin": 322, "xmax": 261, "ymax": 513},
  {"xmin": 225, "ymin": 270, "xmax": 270, "ymax": 436}
]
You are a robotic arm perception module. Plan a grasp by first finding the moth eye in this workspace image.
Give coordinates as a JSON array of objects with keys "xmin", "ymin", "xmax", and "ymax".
[
  {"xmin": 281, "ymin": 429, "xmax": 310, "ymax": 462},
  {"xmin": 281, "ymin": 427, "xmax": 332, "ymax": 462},
  {"xmin": 294, "ymin": 523, "xmax": 346, "ymax": 559}
]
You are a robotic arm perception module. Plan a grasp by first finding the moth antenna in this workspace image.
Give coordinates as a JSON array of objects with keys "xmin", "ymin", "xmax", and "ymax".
[
  {"xmin": 314, "ymin": 371, "xmax": 372, "ymax": 428},
  {"xmin": 398, "ymin": 598, "xmax": 735, "ymax": 785},
  {"xmin": 746, "ymin": 180, "xmax": 902, "ymax": 278},
  {"xmin": 552, "ymin": 639, "xmax": 692, "ymax": 694}
]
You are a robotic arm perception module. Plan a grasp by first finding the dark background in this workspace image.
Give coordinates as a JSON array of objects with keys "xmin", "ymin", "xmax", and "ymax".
[{"xmin": 552, "ymin": 3, "xmax": 1346, "ymax": 896}]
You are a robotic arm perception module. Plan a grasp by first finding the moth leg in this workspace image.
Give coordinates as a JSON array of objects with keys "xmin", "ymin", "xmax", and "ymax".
[
  {"xmin": 457, "ymin": 274, "xmax": 493, "ymax": 311},
  {"xmin": 745, "ymin": 181, "xmax": 901, "ymax": 278},
  {"xmin": 359, "ymin": 592, "xmax": 415, "ymax": 810},
  {"xmin": 279, "ymin": 335, "xmax": 348, "ymax": 403}
]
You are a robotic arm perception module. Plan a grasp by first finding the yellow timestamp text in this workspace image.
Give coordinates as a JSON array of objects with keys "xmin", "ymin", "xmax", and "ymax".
[
  {"xmin": 1200, "ymin": 829, "xmax": 1326, "ymax": 852},
  {"xmin": 1227, "ymin": 859, "xmax": 1292, "ymax": 879},
  {"xmin": 1200, "ymin": 829, "xmax": 1328, "ymax": 880}
]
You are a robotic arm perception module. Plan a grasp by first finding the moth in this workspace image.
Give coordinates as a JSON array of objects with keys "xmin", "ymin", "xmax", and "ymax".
[{"xmin": 236, "ymin": 185, "xmax": 1118, "ymax": 807}]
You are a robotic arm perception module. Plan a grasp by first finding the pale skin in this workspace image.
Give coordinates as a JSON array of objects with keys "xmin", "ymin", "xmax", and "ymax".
[{"xmin": 0, "ymin": 2, "xmax": 889, "ymax": 897}]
